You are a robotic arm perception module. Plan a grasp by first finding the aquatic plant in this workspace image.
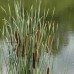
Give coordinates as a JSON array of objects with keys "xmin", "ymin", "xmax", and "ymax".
[{"xmin": 0, "ymin": 0, "xmax": 59, "ymax": 74}]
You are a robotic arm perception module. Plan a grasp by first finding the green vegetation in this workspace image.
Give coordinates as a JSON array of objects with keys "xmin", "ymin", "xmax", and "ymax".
[{"xmin": 0, "ymin": 0, "xmax": 59, "ymax": 74}]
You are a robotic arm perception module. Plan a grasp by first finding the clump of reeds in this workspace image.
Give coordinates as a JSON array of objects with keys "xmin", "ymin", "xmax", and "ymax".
[{"xmin": 1, "ymin": 0, "xmax": 59, "ymax": 74}]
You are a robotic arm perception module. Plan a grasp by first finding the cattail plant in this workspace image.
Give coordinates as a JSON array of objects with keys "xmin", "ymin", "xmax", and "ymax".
[{"xmin": 1, "ymin": 0, "xmax": 59, "ymax": 74}]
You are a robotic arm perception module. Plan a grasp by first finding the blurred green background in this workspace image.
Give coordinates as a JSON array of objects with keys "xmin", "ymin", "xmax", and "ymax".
[{"xmin": 0, "ymin": 0, "xmax": 74, "ymax": 32}]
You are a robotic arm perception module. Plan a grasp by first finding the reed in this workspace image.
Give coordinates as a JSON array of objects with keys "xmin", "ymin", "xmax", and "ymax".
[{"xmin": 0, "ymin": 0, "xmax": 59, "ymax": 74}]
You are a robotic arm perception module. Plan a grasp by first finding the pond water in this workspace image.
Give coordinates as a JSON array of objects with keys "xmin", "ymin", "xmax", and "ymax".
[
  {"xmin": 0, "ymin": 0, "xmax": 74, "ymax": 74},
  {"xmin": 53, "ymin": 31, "xmax": 74, "ymax": 74}
]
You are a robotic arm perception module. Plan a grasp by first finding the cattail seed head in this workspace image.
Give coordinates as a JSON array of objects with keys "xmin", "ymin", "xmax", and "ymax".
[
  {"xmin": 34, "ymin": 50, "xmax": 37, "ymax": 62},
  {"xmin": 33, "ymin": 50, "xmax": 38, "ymax": 69},
  {"xmin": 48, "ymin": 35, "xmax": 52, "ymax": 48},
  {"xmin": 33, "ymin": 53, "xmax": 35, "ymax": 69},
  {"xmin": 35, "ymin": 41, "xmax": 38, "ymax": 50},
  {"xmin": 15, "ymin": 31, "xmax": 21, "ymax": 46},
  {"xmin": 36, "ymin": 30, "xmax": 40, "ymax": 42},
  {"xmin": 16, "ymin": 45, "xmax": 19, "ymax": 57},
  {"xmin": 47, "ymin": 67, "xmax": 50, "ymax": 74},
  {"xmin": 24, "ymin": 35, "xmax": 29, "ymax": 56},
  {"xmin": 15, "ymin": 31, "xmax": 21, "ymax": 57},
  {"xmin": 25, "ymin": 35, "xmax": 29, "ymax": 49}
]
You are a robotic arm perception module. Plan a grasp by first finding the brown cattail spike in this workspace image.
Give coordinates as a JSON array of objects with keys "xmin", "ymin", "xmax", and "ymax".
[
  {"xmin": 15, "ymin": 31, "xmax": 21, "ymax": 57},
  {"xmin": 33, "ymin": 50, "xmax": 38, "ymax": 68},
  {"xmin": 15, "ymin": 31, "xmax": 21, "ymax": 46},
  {"xmin": 34, "ymin": 41, "xmax": 38, "ymax": 64},
  {"xmin": 34, "ymin": 50, "xmax": 37, "ymax": 62},
  {"xmin": 34, "ymin": 30, "xmax": 40, "ymax": 56},
  {"xmin": 47, "ymin": 67, "xmax": 50, "ymax": 74},
  {"xmin": 48, "ymin": 35, "xmax": 52, "ymax": 48},
  {"xmin": 36, "ymin": 30, "xmax": 40, "ymax": 42},
  {"xmin": 16, "ymin": 45, "xmax": 19, "ymax": 57},
  {"xmin": 24, "ymin": 35, "xmax": 29, "ymax": 55},
  {"xmin": 33, "ymin": 53, "xmax": 35, "ymax": 69},
  {"xmin": 35, "ymin": 41, "xmax": 38, "ymax": 50}
]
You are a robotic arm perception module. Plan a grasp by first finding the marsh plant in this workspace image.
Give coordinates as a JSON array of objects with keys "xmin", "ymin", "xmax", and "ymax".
[{"xmin": 0, "ymin": 0, "xmax": 59, "ymax": 74}]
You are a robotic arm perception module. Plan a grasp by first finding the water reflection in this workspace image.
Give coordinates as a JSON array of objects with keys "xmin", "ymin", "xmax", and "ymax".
[{"xmin": 53, "ymin": 31, "xmax": 74, "ymax": 74}]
